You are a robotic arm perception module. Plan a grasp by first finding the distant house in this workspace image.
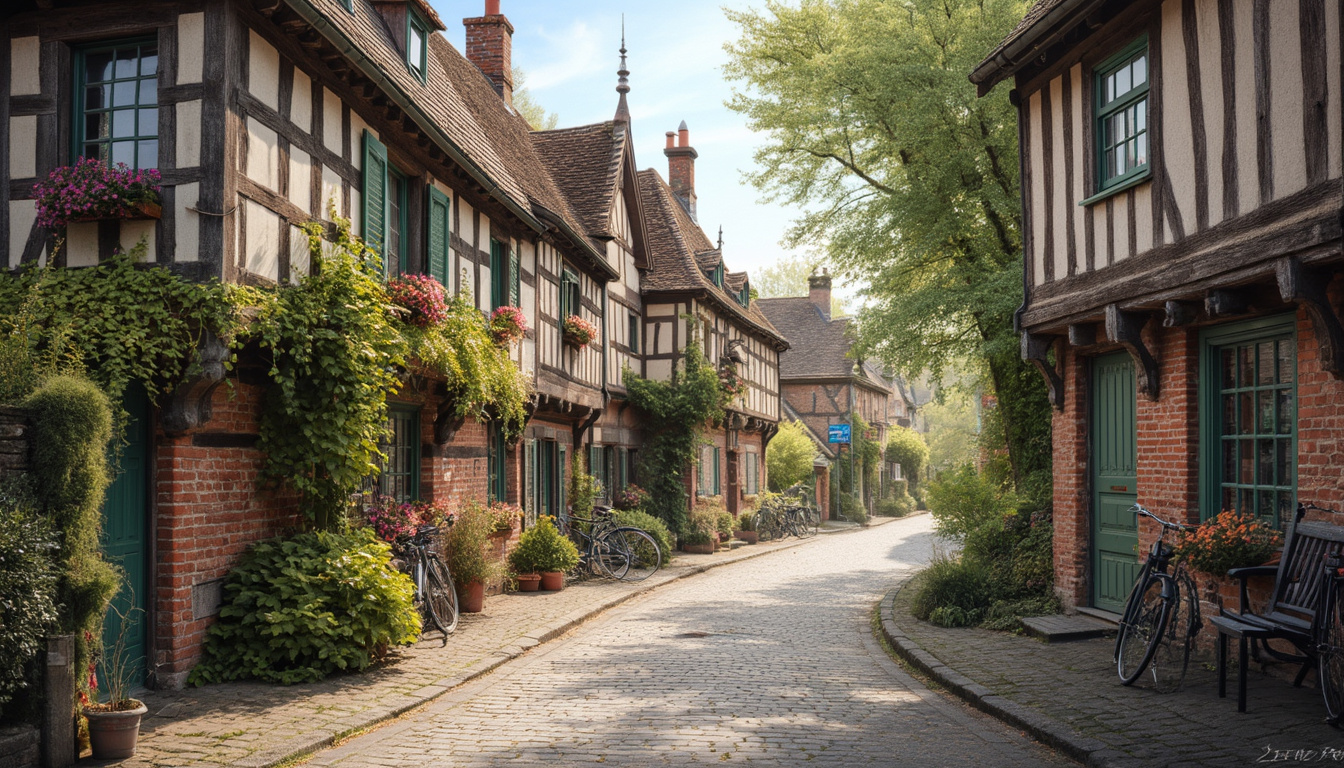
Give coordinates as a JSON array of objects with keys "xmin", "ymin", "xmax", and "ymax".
[
  {"xmin": 973, "ymin": 0, "xmax": 1343, "ymax": 614},
  {"xmin": 758, "ymin": 270, "xmax": 916, "ymax": 515}
]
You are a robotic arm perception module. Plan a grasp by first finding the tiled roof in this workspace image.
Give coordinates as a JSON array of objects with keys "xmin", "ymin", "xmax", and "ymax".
[
  {"xmin": 973, "ymin": 0, "xmax": 1103, "ymax": 91},
  {"xmin": 636, "ymin": 169, "xmax": 787, "ymax": 348},
  {"xmin": 532, "ymin": 122, "xmax": 627, "ymax": 240},
  {"xmin": 756, "ymin": 297, "xmax": 889, "ymax": 392}
]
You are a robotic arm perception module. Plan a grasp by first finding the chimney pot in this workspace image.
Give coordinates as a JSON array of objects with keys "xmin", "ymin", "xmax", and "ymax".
[
  {"xmin": 678, "ymin": 121, "xmax": 689, "ymax": 147},
  {"xmin": 664, "ymin": 121, "xmax": 699, "ymax": 221},
  {"xmin": 485, "ymin": 0, "xmax": 500, "ymax": 15},
  {"xmin": 665, "ymin": 131, "xmax": 676, "ymax": 149}
]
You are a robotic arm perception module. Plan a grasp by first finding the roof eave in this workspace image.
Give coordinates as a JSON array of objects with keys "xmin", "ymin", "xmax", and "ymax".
[{"xmin": 970, "ymin": 0, "xmax": 1111, "ymax": 96}]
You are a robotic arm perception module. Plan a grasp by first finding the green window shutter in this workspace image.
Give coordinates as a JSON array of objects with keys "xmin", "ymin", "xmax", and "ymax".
[
  {"xmin": 362, "ymin": 131, "xmax": 389, "ymax": 260},
  {"xmin": 713, "ymin": 448, "xmax": 721, "ymax": 496},
  {"xmin": 489, "ymin": 240, "xmax": 503, "ymax": 309},
  {"xmin": 509, "ymin": 246, "xmax": 521, "ymax": 307},
  {"xmin": 427, "ymin": 186, "xmax": 450, "ymax": 285},
  {"xmin": 558, "ymin": 444, "xmax": 568, "ymax": 514}
]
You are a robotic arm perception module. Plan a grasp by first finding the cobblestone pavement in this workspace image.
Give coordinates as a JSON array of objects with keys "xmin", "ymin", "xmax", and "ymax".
[
  {"xmin": 887, "ymin": 571, "xmax": 1344, "ymax": 767},
  {"xmin": 304, "ymin": 514, "xmax": 1073, "ymax": 767},
  {"xmin": 100, "ymin": 536, "xmax": 811, "ymax": 768}
]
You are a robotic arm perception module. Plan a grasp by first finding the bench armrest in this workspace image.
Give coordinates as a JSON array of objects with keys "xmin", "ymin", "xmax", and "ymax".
[{"xmin": 1225, "ymin": 565, "xmax": 1279, "ymax": 615}]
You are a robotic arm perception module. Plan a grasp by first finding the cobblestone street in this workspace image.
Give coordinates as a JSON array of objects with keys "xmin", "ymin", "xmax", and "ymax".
[{"xmin": 305, "ymin": 516, "xmax": 1072, "ymax": 767}]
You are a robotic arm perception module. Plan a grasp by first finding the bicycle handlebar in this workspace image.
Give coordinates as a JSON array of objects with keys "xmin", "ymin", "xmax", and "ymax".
[{"xmin": 1130, "ymin": 504, "xmax": 1199, "ymax": 532}]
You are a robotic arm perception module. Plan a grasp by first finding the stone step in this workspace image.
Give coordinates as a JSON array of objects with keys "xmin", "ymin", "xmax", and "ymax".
[{"xmin": 1021, "ymin": 614, "xmax": 1117, "ymax": 643}]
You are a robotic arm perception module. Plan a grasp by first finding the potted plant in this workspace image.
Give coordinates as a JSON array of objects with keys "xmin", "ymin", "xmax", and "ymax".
[
  {"xmin": 489, "ymin": 306, "xmax": 528, "ymax": 345},
  {"xmin": 562, "ymin": 314, "xmax": 599, "ymax": 349},
  {"xmin": 486, "ymin": 501, "xmax": 522, "ymax": 540},
  {"xmin": 510, "ymin": 516, "xmax": 579, "ymax": 590},
  {"xmin": 444, "ymin": 500, "xmax": 505, "ymax": 612},
  {"xmin": 680, "ymin": 529, "xmax": 715, "ymax": 555},
  {"xmin": 718, "ymin": 365, "xmax": 746, "ymax": 400},
  {"xmin": 387, "ymin": 274, "xmax": 449, "ymax": 328},
  {"xmin": 734, "ymin": 510, "xmax": 759, "ymax": 544},
  {"xmin": 716, "ymin": 512, "xmax": 734, "ymax": 544},
  {"xmin": 84, "ymin": 594, "xmax": 147, "ymax": 760},
  {"xmin": 611, "ymin": 484, "xmax": 647, "ymax": 512},
  {"xmin": 34, "ymin": 157, "xmax": 162, "ymax": 228},
  {"xmin": 1177, "ymin": 509, "xmax": 1283, "ymax": 582}
]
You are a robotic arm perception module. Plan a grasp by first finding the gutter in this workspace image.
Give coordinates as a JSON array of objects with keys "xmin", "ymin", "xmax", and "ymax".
[
  {"xmin": 532, "ymin": 203, "xmax": 618, "ymax": 282},
  {"xmin": 969, "ymin": 0, "xmax": 1108, "ymax": 96},
  {"xmin": 287, "ymin": 0, "xmax": 547, "ymax": 235}
]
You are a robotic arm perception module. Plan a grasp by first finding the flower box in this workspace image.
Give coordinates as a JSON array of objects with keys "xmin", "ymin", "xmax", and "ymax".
[
  {"xmin": 562, "ymin": 314, "xmax": 598, "ymax": 348},
  {"xmin": 66, "ymin": 199, "xmax": 162, "ymax": 224},
  {"xmin": 34, "ymin": 157, "xmax": 162, "ymax": 229}
]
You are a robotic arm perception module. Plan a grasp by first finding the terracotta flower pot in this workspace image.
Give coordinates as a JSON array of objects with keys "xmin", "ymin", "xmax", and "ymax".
[
  {"xmin": 539, "ymin": 571, "xmax": 565, "ymax": 591},
  {"xmin": 459, "ymin": 580, "xmax": 486, "ymax": 613},
  {"xmin": 682, "ymin": 542, "xmax": 715, "ymax": 555},
  {"xmin": 516, "ymin": 573, "xmax": 541, "ymax": 592},
  {"xmin": 85, "ymin": 699, "xmax": 148, "ymax": 760},
  {"xmin": 734, "ymin": 531, "xmax": 759, "ymax": 544}
]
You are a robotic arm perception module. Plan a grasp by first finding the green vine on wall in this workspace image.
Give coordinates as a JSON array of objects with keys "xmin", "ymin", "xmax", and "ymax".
[{"xmin": 623, "ymin": 338, "xmax": 722, "ymax": 533}]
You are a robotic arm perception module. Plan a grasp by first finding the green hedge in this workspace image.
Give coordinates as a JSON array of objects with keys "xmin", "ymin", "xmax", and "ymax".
[{"xmin": 0, "ymin": 481, "xmax": 58, "ymax": 719}]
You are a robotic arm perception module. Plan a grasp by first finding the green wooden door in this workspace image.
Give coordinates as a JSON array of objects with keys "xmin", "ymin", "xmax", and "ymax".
[
  {"xmin": 1092, "ymin": 353, "xmax": 1138, "ymax": 613},
  {"xmin": 101, "ymin": 385, "xmax": 149, "ymax": 692}
]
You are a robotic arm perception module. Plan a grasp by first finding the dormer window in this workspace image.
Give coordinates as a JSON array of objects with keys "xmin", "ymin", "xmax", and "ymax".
[
  {"xmin": 407, "ymin": 11, "xmax": 429, "ymax": 82},
  {"xmin": 712, "ymin": 264, "xmax": 724, "ymax": 287}
]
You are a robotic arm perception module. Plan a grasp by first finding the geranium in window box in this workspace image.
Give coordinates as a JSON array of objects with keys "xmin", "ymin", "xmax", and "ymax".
[
  {"xmin": 719, "ymin": 366, "xmax": 747, "ymax": 399},
  {"xmin": 562, "ymin": 314, "xmax": 599, "ymax": 348},
  {"xmin": 34, "ymin": 157, "xmax": 162, "ymax": 228},
  {"xmin": 387, "ymin": 274, "xmax": 449, "ymax": 328},
  {"xmin": 490, "ymin": 306, "xmax": 527, "ymax": 345}
]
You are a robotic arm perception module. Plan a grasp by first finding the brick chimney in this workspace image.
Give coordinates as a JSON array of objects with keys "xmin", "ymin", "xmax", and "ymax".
[
  {"xmin": 664, "ymin": 120, "xmax": 698, "ymax": 222},
  {"xmin": 464, "ymin": 0, "xmax": 514, "ymax": 105},
  {"xmin": 809, "ymin": 268, "xmax": 832, "ymax": 319}
]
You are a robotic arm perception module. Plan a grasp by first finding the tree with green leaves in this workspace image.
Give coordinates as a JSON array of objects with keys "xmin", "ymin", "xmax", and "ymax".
[
  {"xmin": 513, "ymin": 67, "xmax": 559, "ymax": 131},
  {"xmin": 765, "ymin": 420, "xmax": 817, "ymax": 491},
  {"xmin": 724, "ymin": 0, "xmax": 1051, "ymax": 496},
  {"xmin": 751, "ymin": 255, "xmax": 847, "ymax": 317}
]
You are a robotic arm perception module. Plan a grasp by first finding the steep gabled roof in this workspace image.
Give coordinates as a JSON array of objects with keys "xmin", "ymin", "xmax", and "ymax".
[
  {"xmin": 531, "ymin": 122, "xmax": 626, "ymax": 240},
  {"xmin": 970, "ymin": 0, "xmax": 1109, "ymax": 95},
  {"xmin": 756, "ymin": 297, "xmax": 890, "ymax": 392},
  {"xmin": 637, "ymin": 169, "xmax": 787, "ymax": 348}
]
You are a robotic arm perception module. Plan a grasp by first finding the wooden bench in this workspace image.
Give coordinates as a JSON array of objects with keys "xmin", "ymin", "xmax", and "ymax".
[{"xmin": 1211, "ymin": 505, "xmax": 1344, "ymax": 712}]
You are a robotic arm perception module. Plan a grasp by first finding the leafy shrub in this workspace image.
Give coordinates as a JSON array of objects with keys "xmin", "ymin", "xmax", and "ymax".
[
  {"xmin": 189, "ymin": 528, "xmax": 418, "ymax": 685},
  {"xmin": 1177, "ymin": 510, "xmax": 1282, "ymax": 576},
  {"xmin": 716, "ymin": 512, "xmax": 734, "ymax": 538},
  {"xmin": 567, "ymin": 454, "xmax": 601, "ymax": 517},
  {"xmin": 911, "ymin": 556, "xmax": 990, "ymax": 626},
  {"xmin": 508, "ymin": 516, "xmax": 579, "ymax": 574},
  {"xmin": 884, "ymin": 426, "xmax": 929, "ymax": 493},
  {"xmin": 0, "ymin": 484, "xmax": 59, "ymax": 718},
  {"xmin": 445, "ymin": 500, "xmax": 506, "ymax": 585},
  {"xmin": 926, "ymin": 464, "xmax": 1017, "ymax": 540},
  {"xmin": 766, "ymin": 420, "xmax": 816, "ymax": 492},
  {"xmin": 688, "ymin": 502, "xmax": 722, "ymax": 540},
  {"xmin": 612, "ymin": 509, "xmax": 674, "ymax": 562},
  {"xmin": 874, "ymin": 494, "xmax": 915, "ymax": 517},
  {"xmin": 735, "ymin": 509, "xmax": 758, "ymax": 532},
  {"xmin": 837, "ymin": 493, "xmax": 867, "ymax": 524},
  {"xmin": 611, "ymin": 484, "xmax": 648, "ymax": 511},
  {"xmin": 680, "ymin": 528, "xmax": 713, "ymax": 546}
]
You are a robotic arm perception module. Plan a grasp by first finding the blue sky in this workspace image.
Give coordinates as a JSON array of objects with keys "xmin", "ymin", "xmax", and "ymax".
[{"xmin": 426, "ymin": 0, "xmax": 829, "ymax": 293}]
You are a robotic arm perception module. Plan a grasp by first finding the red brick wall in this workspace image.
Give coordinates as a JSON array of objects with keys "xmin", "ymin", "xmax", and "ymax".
[{"xmin": 1052, "ymin": 346, "xmax": 1089, "ymax": 609}]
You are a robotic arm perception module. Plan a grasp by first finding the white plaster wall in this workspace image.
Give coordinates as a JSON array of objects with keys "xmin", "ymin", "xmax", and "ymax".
[
  {"xmin": 121, "ymin": 220, "xmax": 155, "ymax": 258},
  {"xmin": 1195, "ymin": 0, "xmax": 1225, "ymax": 227},
  {"xmin": 244, "ymin": 199, "xmax": 280, "ymax": 280},
  {"xmin": 9, "ymin": 116, "xmax": 36, "ymax": 178},
  {"xmin": 65, "ymin": 223, "xmax": 99, "ymax": 268},
  {"xmin": 1233, "ymin": 0, "xmax": 1258, "ymax": 215},
  {"xmin": 1268, "ymin": 0, "xmax": 1307, "ymax": 200},
  {"xmin": 1028, "ymin": 91, "xmax": 1045, "ymax": 285},
  {"xmin": 1069, "ymin": 64, "xmax": 1086, "ymax": 259},
  {"xmin": 350, "ymin": 188, "xmax": 361, "ymax": 235},
  {"xmin": 477, "ymin": 265, "xmax": 490, "ymax": 310},
  {"xmin": 646, "ymin": 302, "xmax": 674, "ymax": 316},
  {"xmin": 350, "ymin": 114, "xmax": 374, "ymax": 168},
  {"xmin": 248, "ymin": 31, "xmax": 280, "ymax": 112},
  {"xmin": 648, "ymin": 358, "xmax": 672, "ymax": 382},
  {"xmin": 8, "ymin": 200, "xmax": 35, "ymax": 267},
  {"xmin": 9, "ymin": 37, "xmax": 39, "ymax": 96},
  {"xmin": 322, "ymin": 88, "xmax": 342, "ymax": 155},
  {"xmin": 1133, "ymin": 185, "xmax": 1154, "ymax": 254},
  {"xmin": 321, "ymin": 166, "xmax": 342, "ymax": 217},
  {"xmin": 175, "ymin": 182, "xmax": 200, "ymax": 262},
  {"xmin": 289, "ymin": 224, "xmax": 310, "ymax": 280},
  {"xmin": 245, "ymin": 117, "xmax": 280, "ymax": 191},
  {"xmin": 478, "ymin": 215, "xmax": 491, "ymax": 246},
  {"xmin": 291, "ymin": 70, "xmax": 312, "ymax": 131},
  {"xmin": 288, "ymin": 146, "xmax": 312, "ymax": 215},
  {"xmin": 177, "ymin": 14, "xmax": 205, "ymax": 84},
  {"xmin": 1049, "ymin": 76, "xmax": 1068, "ymax": 280},
  {"xmin": 458, "ymin": 199, "xmax": 475, "ymax": 244},
  {"xmin": 1160, "ymin": 0, "xmax": 1196, "ymax": 233},
  {"xmin": 1112, "ymin": 193, "xmax": 1130, "ymax": 261},
  {"xmin": 176, "ymin": 100, "xmax": 201, "ymax": 169}
]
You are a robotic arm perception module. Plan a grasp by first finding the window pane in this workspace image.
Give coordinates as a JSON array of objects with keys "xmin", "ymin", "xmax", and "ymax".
[
  {"xmin": 1238, "ymin": 345, "xmax": 1254, "ymax": 387},
  {"xmin": 86, "ymin": 85, "xmax": 109, "ymax": 111},
  {"xmin": 85, "ymin": 113, "xmax": 106, "ymax": 142},
  {"xmin": 1221, "ymin": 349, "xmax": 1236, "ymax": 387},
  {"xmin": 1239, "ymin": 439, "xmax": 1254, "ymax": 483},
  {"xmin": 1116, "ymin": 64, "xmax": 1131, "ymax": 97},
  {"xmin": 114, "ymin": 48, "xmax": 138, "ymax": 79},
  {"xmin": 138, "ymin": 77, "xmax": 156, "ymax": 106},
  {"xmin": 1222, "ymin": 394, "xmax": 1236, "ymax": 434},
  {"xmin": 1257, "ymin": 439, "xmax": 1273, "ymax": 484},
  {"xmin": 1133, "ymin": 55, "xmax": 1147, "ymax": 86},
  {"xmin": 1257, "ymin": 390, "xmax": 1273, "ymax": 433},
  {"xmin": 1277, "ymin": 440, "xmax": 1292, "ymax": 485},
  {"xmin": 138, "ymin": 108, "xmax": 157, "ymax": 135},
  {"xmin": 409, "ymin": 28, "xmax": 424, "ymax": 72},
  {"xmin": 1238, "ymin": 392, "xmax": 1253, "ymax": 434},
  {"xmin": 111, "ymin": 140, "xmax": 135, "ymax": 167},
  {"xmin": 113, "ymin": 80, "xmax": 136, "ymax": 106},
  {"xmin": 1222, "ymin": 440, "xmax": 1236, "ymax": 479},
  {"xmin": 1278, "ymin": 340, "xmax": 1293, "ymax": 383},
  {"xmin": 1222, "ymin": 487, "xmax": 1236, "ymax": 513},
  {"xmin": 85, "ymin": 51, "xmax": 114, "ymax": 83},
  {"xmin": 139, "ymin": 52, "xmax": 158, "ymax": 77},
  {"xmin": 137, "ymin": 140, "xmax": 157, "ymax": 169},
  {"xmin": 1277, "ymin": 390, "xmax": 1293, "ymax": 434},
  {"xmin": 1258, "ymin": 490, "xmax": 1275, "ymax": 520},
  {"xmin": 1239, "ymin": 488, "xmax": 1254, "ymax": 516},
  {"xmin": 1135, "ymin": 129, "xmax": 1148, "ymax": 167},
  {"xmin": 112, "ymin": 109, "xmax": 135, "ymax": 138},
  {"xmin": 1257, "ymin": 342, "xmax": 1275, "ymax": 385}
]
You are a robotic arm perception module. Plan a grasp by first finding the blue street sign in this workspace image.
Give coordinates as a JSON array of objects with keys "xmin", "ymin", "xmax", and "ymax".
[{"xmin": 828, "ymin": 424, "xmax": 851, "ymax": 444}]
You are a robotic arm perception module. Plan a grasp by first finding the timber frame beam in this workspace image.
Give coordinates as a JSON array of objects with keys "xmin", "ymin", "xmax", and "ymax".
[
  {"xmin": 1277, "ymin": 256, "xmax": 1344, "ymax": 379},
  {"xmin": 1105, "ymin": 304, "xmax": 1160, "ymax": 400},
  {"xmin": 1022, "ymin": 332, "xmax": 1065, "ymax": 411}
]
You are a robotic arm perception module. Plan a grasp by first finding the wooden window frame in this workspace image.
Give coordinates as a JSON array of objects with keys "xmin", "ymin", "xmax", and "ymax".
[
  {"xmin": 560, "ymin": 267, "xmax": 580, "ymax": 319},
  {"xmin": 488, "ymin": 423, "xmax": 507, "ymax": 503},
  {"xmin": 406, "ymin": 10, "xmax": 429, "ymax": 84},
  {"xmin": 377, "ymin": 404, "xmax": 421, "ymax": 503},
  {"xmin": 628, "ymin": 311, "xmax": 640, "ymax": 354},
  {"xmin": 73, "ymin": 37, "xmax": 160, "ymax": 170},
  {"xmin": 1089, "ymin": 36, "xmax": 1151, "ymax": 200}
]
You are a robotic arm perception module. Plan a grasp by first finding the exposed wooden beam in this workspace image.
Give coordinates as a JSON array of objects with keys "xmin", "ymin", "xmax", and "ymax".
[
  {"xmin": 1277, "ymin": 256, "xmax": 1344, "ymax": 378},
  {"xmin": 1067, "ymin": 323, "xmax": 1097, "ymax": 347},
  {"xmin": 1163, "ymin": 300, "xmax": 1201, "ymax": 327},
  {"xmin": 1206, "ymin": 287, "xmax": 1252, "ymax": 318},
  {"xmin": 1021, "ymin": 332, "xmax": 1064, "ymax": 411},
  {"xmin": 1105, "ymin": 304, "xmax": 1160, "ymax": 400}
]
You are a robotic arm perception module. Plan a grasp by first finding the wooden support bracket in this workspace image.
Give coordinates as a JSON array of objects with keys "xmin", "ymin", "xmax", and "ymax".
[
  {"xmin": 1277, "ymin": 256, "xmax": 1344, "ymax": 378},
  {"xmin": 434, "ymin": 398, "xmax": 465, "ymax": 444},
  {"xmin": 161, "ymin": 331, "xmax": 229, "ymax": 434},
  {"xmin": 1163, "ymin": 300, "xmax": 1201, "ymax": 327},
  {"xmin": 1021, "ymin": 332, "xmax": 1064, "ymax": 411},
  {"xmin": 1105, "ymin": 304, "xmax": 1160, "ymax": 400},
  {"xmin": 1067, "ymin": 323, "xmax": 1097, "ymax": 347},
  {"xmin": 1206, "ymin": 288, "xmax": 1251, "ymax": 318}
]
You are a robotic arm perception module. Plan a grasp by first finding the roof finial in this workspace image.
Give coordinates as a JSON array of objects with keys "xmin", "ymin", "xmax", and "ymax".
[
  {"xmin": 717, "ymin": 226, "xmax": 724, "ymax": 250},
  {"xmin": 614, "ymin": 16, "xmax": 632, "ymax": 123}
]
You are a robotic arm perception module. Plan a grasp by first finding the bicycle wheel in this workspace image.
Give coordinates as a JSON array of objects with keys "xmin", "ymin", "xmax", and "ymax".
[
  {"xmin": 423, "ymin": 554, "xmax": 459, "ymax": 636},
  {"xmin": 593, "ymin": 535, "xmax": 631, "ymax": 580},
  {"xmin": 605, "ymin": 528, "xmax": 661, "ymax": 581},
  {"xmin": 1319, "ymin": 576, "xmax": 1344, "ymax": 724},
  {"xmin": 1117, "ymin": 575, "xmax": 1171, "ymax": 685},
  {"xmin": 1147, "ymin": 571, "xmax": 1198, "ymax": 692}
]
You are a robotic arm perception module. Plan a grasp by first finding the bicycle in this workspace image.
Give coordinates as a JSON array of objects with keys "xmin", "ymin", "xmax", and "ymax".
[
  {"xmin": 1312, "ymin": 503, "xmax": 1344, "ymax": 725},
  {"xmin": 1114, "ymin": 504, "xmax": 1202, "ymax": 692},
  {"xmin": 784, "ymin": 484, "xmax": 820, "ymax": 538},
  {"xmin": 562, "ymin": 506, "xmax": 662, "ymax": 582},
  {"xmin": 393, "ymin": 523, "xmax": 458, "ymax": 643}
]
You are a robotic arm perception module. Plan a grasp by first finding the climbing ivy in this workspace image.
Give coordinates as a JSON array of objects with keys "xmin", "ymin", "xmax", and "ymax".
[{"xmin": 623, "ymin": 338, "xmax": 723, "ymax": 533}]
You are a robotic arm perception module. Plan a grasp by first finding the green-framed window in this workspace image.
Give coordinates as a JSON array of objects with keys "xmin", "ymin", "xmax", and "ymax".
[
  {"xmin": 75, "ymin": 39, "xmax": 159, "ymax": 169},
  {"xmin": 1200, "ymin": 315, "xmax": 1297, "ymax": 526},
  {"xmin": 744, "ymin": 452, "xmax": 759, "ymax": 495},
  {"xmin": 559, "ymin": 267, "xmax": 580, "ymax": 320},
  {"xmin": 489, "ymin": 238, "xmax": 518, "ymax": 310},
  {"xmin": 697, "ymin": 445, "xmax": 721, "ymax": 497},
  {"xmin": 406, "ymin": 11, "xmax": 429, "ymax": 83},
  {"xmin": 488, "ymin": 423, "xmax": 507, "ymax": 503},
  {"xmin": 386, "ymin": 167, "xmax": 408, "ymax": 276},
  {"xmin": 712, "ymin": 264, "xmax": 724, "ymax": 288},
  {"xmin": 1095, "ymin": 37, "xmax": 1149, "ymax": 192},
  {"xmin": 426, "ymin": 185, "xmax": 451, "ymax": 286},
  {"xmin": 362, "ymin": 131, "xmax": 389, "ymax": 264},
  {"xmin": 628, "ymin": 311, "xmax": 640, "ymax": 354},
  {"xmin": 378, "ymin": 405, "xmax": 420, "ymax": 502}
]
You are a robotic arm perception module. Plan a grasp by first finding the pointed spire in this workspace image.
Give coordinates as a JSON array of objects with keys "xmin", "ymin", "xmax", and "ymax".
[
  {"xmin": 717, "ymin": 226, "xmax": 724, "ymax": 250},
  {"xmin": 615, "ymin": 17, "xmax": 631, "ymax": 123}
]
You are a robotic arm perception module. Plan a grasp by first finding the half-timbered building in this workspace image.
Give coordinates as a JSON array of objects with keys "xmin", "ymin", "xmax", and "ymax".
[{"xmin": 973, "ymin": 0, "xmax": 1343, "ymax": 615}]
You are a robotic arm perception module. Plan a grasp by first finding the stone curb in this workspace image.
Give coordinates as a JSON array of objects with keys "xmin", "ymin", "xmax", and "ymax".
[
  {"xmin": 237, "ymin": 533, "xmax": 829, "ymax": 768},
  {"xmin": 876, "ymin": 578, "xmax": 1117, "ymax": 768}
]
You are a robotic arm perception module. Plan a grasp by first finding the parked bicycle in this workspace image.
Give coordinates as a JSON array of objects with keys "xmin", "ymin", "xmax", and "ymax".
[
  {"xmin": 392, "ymin": 523, "xmax": 458, "ymax": 643},
  {"xmin": 1312, "ymin": 503, "xmax": 1344, "ymax": 725},
  {"xmin": 1114, "ymin": 504, "xmax": 1202, "ymax": 691},
  {"xmin": 562, "ymin": 505, "xmax": 662, "ymax": 582},
  {"xmin": 757, "ymin": 485, "xmax": 818, "ymax": 540}
]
